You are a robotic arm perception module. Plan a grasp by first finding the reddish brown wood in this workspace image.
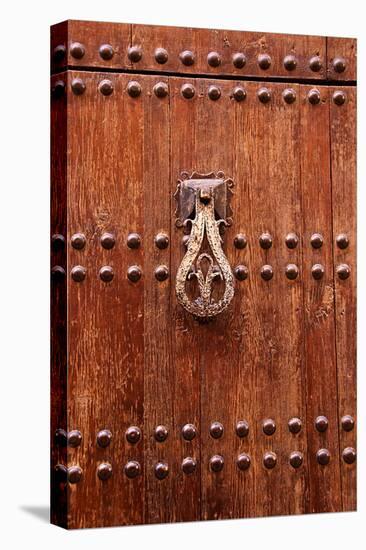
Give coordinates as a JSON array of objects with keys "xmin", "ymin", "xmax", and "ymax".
[{"xmin": 327, "ymin": 37, "xmax": 357, "ymax": 81}]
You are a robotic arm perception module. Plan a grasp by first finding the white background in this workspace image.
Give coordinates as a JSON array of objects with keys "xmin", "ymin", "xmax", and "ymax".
[{"xmin": 0, "ymin": 0, "xmax": 364, "ymax": 548}]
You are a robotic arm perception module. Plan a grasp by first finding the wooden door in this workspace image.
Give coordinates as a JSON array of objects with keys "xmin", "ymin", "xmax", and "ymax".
[{"xmin": 51, "ymin": 21, "xmax": 356, "ymax": 529}]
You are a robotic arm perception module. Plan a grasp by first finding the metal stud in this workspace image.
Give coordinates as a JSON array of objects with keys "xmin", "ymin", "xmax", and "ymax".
[
  {"xmin": 155, "ymin": 48, "xmax": 168, "ymax": 64},
  {"xmin": 71, "ymin": 233, "xmax": 86, "ymax": 249},
  {"xmin": 289, "ymin": 451, "xmax": 303, "ymax": 469},
  {"xmin": 333, "ymin": 57, "xmax": 346, "ymax": 73},
  {"xmin": 285, "ymin": 233, "xmax": 299, "ymax": 249},
  {"xmin": 181, "ymin": 83, "xmax": 195, "ymax": 99},
  {"xmin": 71, "ymin": 266, "xmax": 86, "ymax": 282},
  {"xmin": 234, "ymin": 234, "xmax": 247, "ymax": 249},
  {"xmin": 97, "ymin": 462, "xmax": 112, "ymax": 481},
  {"xmin": 127, "ymin": 81, "xmax": 142, "ymax": 98},
  {"xmin": 155, "ymin": 233, "xmax": 169, "ymax": 249},
  {"xmin": 309, "ymin": 56, "xmax": 322, "ymax": 72},
  {"xmin": 258, "ymin": 53, "xmax": 271, "ymax": 70},
  {"xmin": 208, "ymin": 85, "xmax": 221, "ymax": 100},
  {"xmin": 128, "ymin": 46, "xmax": 142, "ymax": 63},
  {"xmin": 288, "ymin": 417, "xmax": 302, "ymax": 434},
  {"xmin": 127, "ymin": 265, "xmax": 142, "ymax": 282},
  {"xmin": 342, "ymin": 447, "xmax": 356, "ymax": 464},
  {"xmin": 263, "ymin": 452, "xmax": 277, "ymax": 469},
  {"xmin": 333, "ymin": 91, "xmax": 346, "ymax": 106},
  {"xmin": 182, "ymin": 423, "xmax": 196, "ymax": 441},
  {"xmin": 71, "ymin": 77, "xmax": 86, "ymax": 96},
  {"xmin": 155, "ymin": 462, "xmax": 169, "ymax": 480},
  {"xmin": 97, "ymin": 429, "xmax": 112, "ymax": 448},
  {"xmin": 232, "ymin": 52, "xmax": 246, "ymax": 69},
  {"xmin": 99, "ymin": 44, "xmax": 114, "ymax": 60},
  {"xmin": 210, "ymin": 455, "xmax": 224, "ymax": 472},
  {"xmin": 285, "ymin": 264, "xmax": 299, "ymax": 280},
  {"xmin": 341, "ymin": 415, "xmax": 355, "ymax": 432},
  {"xmin": 99, "ymin": 266, "xmax": 114, "ymax": 283},
  {"xmin": 51, "ymin": 266, "xmax": 66, "ymax": 281},
  {"xmin": 54, "ymin": 464, "xmax": 67, "ymax": 483},
  {"xmin": 259, "ymin": 232, "xmax": 273, "ymax": 249},
  {"xmin": 337, "ymin": 263, "xmax": 351, "ymax": 280},
  {"xmin": 127, "ymin": 233, "xmax": 141, "ymax": 249},
  {"xmin": 68, "ymin": 430, "xmax": 82, "ymax": 448},
  {"xmin": 261, "ymin": 265, "xmax": 274, "ymax": 281},
  {"xmin": 336, "ymin": 234, "xmax": 349, "ymax": 249},
  {"xmin": 258, "ymin": 87, "xmax": 271, "ymax": 103},
  {"xmin": 52, "ymin": 80, "xmax": 66, "ymax": 98},
  {"xmin": 99, "ymin": 79, "xmax": 114, "ymax": 96},
  {"xmin": 154, "ymin": 425, "xmax": 168, "ymax": 442},
  {"xmin": 154, "ymin": 82, "xmax": 169, "ymax": 98},
  {"xmin": 182, "ymin": 457, "xmax": 197, "ymax": 474},
  {"xmin": 155, "ymin": 265, "xmax": 169, "ymax": 282},
  {"xmin": 70, "ymin": 42, "xmax": 85, "ymax": 59},
  {"xmin": 125, "ymin": 460, "xmax": 141, "ymax": 479},
  {"xmin": 126, "ymin": 426, "xmax": 141, "ymax": 444},
  {"xmin": 308, "ymin": 89, "xmax": 321, "ymax": 105},
  {"xmin": 315, "ymin": 415, "xmax": 329, "ymax": 432},
  {"xmin": 317, "ymin": 448, "xmax": 330, "ymax": 465},
  {"xmin": 180, "ymin": 50, "xmax": 195, "ymax": 66},
  {"xmin": 283, "ymin": 55, "xmax": 297, "ymax": 71},
  {"xmin": 237, "ymin": 453, "xmax": 251, "ymax": 471},
  {"xmin": 53, "ymin": 45, "xmax": 66, "ymax": 62},
  {"xmin": 51, "ymin": 233, "xmax": 65, "ymax": 250},
  {"xmin": 207, "ymin": 51, "xmax": 221, "ymax": 67},
  {"xmin": 283, "ymin": 88, "xmax": 296, "ymax": 104},
  {"xmin": 311, "ymin": 264, "xmax": 325, "ymax": 280},
  {"xmin": 54, "ymin": 428, "xmax": 67, "ymax": 446},
  {"xmin": 310, "ymin": 233, "xmax": 323, "ymax": 248},
  {"xmin": 210, "ymin": 421, "xmax": 224, "ymax": 439},
  {"xmin": 234, "ymin": 265, "xmax": 249, "ymax": 281},
  {"xmin": 101, "ymin": 232, "xmax": 115, "ymax": 249},
  {"xmin": 236, "ymin": 420, "xmax": 249, "ymax": 438},
  {"xmin": 233, "ymin": 87, "xmax": 247, "ymax": 102},
  {"xmin": 68, "ymin": 465, "xmax": 83, "ymax": 484},
  {"xmin": 263, "ymin": 418, "xmax": 276, "ymax": 436}
]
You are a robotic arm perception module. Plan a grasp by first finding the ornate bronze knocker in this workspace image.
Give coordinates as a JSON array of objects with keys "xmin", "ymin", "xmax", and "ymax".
[{"xmin": 175, "ymin": 171, "xmax": 235, "ymax": 319}]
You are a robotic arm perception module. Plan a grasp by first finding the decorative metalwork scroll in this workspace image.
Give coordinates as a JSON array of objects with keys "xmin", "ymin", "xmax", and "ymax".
[{"xmin": 175, "ymin": 171, "xmax": 235, "ymax": 319}]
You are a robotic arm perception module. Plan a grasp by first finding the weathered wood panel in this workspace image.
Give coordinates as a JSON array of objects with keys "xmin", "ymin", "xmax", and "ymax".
[{"xmin": 327, "ymin": 37, "xmax": 357, "ymax": 81}]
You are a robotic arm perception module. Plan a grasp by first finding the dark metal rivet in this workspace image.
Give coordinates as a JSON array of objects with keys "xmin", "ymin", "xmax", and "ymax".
[
  {"xmin": 315, "ymin": 415, "xmax": 329, "ymax": 432},
  {"xmin": 125, "ymin": 461, "xmax": 141, "ymax": 479},
  {"xmin": 309, "ymin": 56, "xmax": 322, "ymax": 72},
  {"xmin": 180, "ymin": 50, "xmax": 195, "ymax": 66},
  {"xmin": 263, "ymin": 452, "xmax": 277, "ymax": 469},
  {"xmin": 333, "ymin": 57, "xmax": 346, "ymax": 73},
  {"xmin": 71, "ymin": 78, "xmax": 86, "ymax": 96},
  {"xmin": 285, "ymin": 264, "xmax": 299, "ymax": 280},
  {"xmin": 52, "ymin": 80, "xmax": 66, "ymax": 97},
  {"xmin": 342, "ymin": 447, "xmax": 356, "ymax": 464},
  {"xmin": 333, "ymin": 91, "xmax": 346, "ymax": 106},
  {"xmin": 234, "ymin": 234, "xmax": 247, "ymax": 248},
  {"xmin": 341, "ymin": 415, "xmax": 355, "ymax": 432},
  {"xmin": 311, "ymin": 264, "xmax": 325, "ymax": 280},
  {"xmin": 128, "ymin": 46, "xmax": 142, "ymax": 63},
  {"xmin": 283, "ymin": 55, "xmax": 297, "ymax": 71},
  {"xmin": 317, "ymin": 448, "xmax": 330, "ymax": 465},
  {"xmin": 259, "ymin": 232, "xmax": 273, "ymax": 249},
  {"xmin": 337, "ymin": 263, "xmax": 351, "ymax": 280},
  {"xmin": 51, "ymin": 234, "xmax": 65, "ymax": 250},
  {"xmin": 155, "ymin": 265, "xmax": 169, "ymax": 282},
  {"xmin": 153, "ymin": 82, "xmax": 169, "ymax": 98},
  {"xmin": 155, "ymin": 233, "xmax": 169, "ymax": 249},
  {"xmin": 263, "ymin": 419, "xmax": 276, "ymax": 436},
  {"xmin": 127, "ymin": 233, "xmax": 141, "ymax": 249},
  {"xmin": 182, "ymin": 423, "xmax": 196, "ymax": 441},
  {"xmin": 182, "ymin": 457, "xmax": 196, "ymax": 474},
  {"xmin": 237, "ymin": 453, "xmax": 251, "ymax": 471},
  {"xmin": 68, "ymin": 465, "xmax": 83, "ymax": 484},
  {"xmin": 155, "ymin": 48, "xmax": 168, "ymax": 64},
  {"xmin": 99, "ymin": 44, "xmax": 114, "ymax": 60},
  {"xmin": 155, "ymin": 462, "xmax": 169, "ymax": 480},
  {"xmin": 283, "ymin": 88, "xmax": 296, "ymax": 104},
  {"xmin": 258, "ymin": 87, "xmax": 271, "ymax": 103},
  {"xmin": 261, "ymin": 265, "xmax": 274, "ymax": 281},
  {"xmin": 310, "ymin": 233, "xmax": 323, "ymax": 248},
  {"xmin": 97, "ymin": 429, "xmax": 112, "ymax": 448},
  {"xmin": 288, "ymin": 417, "xmax": 302, "ymax": 434},
  {"xmin": 232, "ymin": 52, "xmax": 246, "ymax": 69},
  {"xmin": 210, "ymin": 455, "xmax": 224, "ymax": 472},
  {"xmin": 285, "ymin": 233, "xmax": 299, "ymax": 249},
  {"xmin": 99, "ymin": 266, "xmax": 114, "ymax": 283},
  {"xmin": 68, "ymin": 430, "xmax": 82, "ymax": 448},
  {"xmin": 54, "ymin": 464, "xmax": 67, "ymax": 483},
  {"xmin": 127, "ymin": 265, "xmax": 142, "ymax": 282},
  {"xmin": 308, "ymin": 89, "xmax": 321, "ymax": 105},
  {"xmin": 51, "ymin": 266, "xmax": 66, "ymax": 281},
  {"xmin": 289, "ymin": 451, "xmax": 303, "ymax": 469},
  {"xmin": 181, "ymin": 83, "xmax": 195, "ymax": 99},
  {"xmin": 236, "ymin": 420, "xmax": 249, "ymax": 438},
  {"xmin": 210, "ymin": 421, "xmax": 224, "ymax": 439},
  {"xmin": 258, "ymin": 53, "xmax": 271, "ymax": 70},
  {"xmin": 71, "ymin": 266, "xmax": 86, "ymax": 282},
  {"xmin": 70, "ymin": 42, "xmax": 85, "ymax": 59},
  {"xmin": 233, "ymin": 86, "xmax": 247, "ymax": 102},
  {"xmin": 154, "ymin": 425, "xmax": 168, "ymax": 442},
  {"xmin": 54, "ymin": 428, "xmax": 67, "ymax": 446},
  {"xmin": 71, "ymin": 233, "xmax": 86, "ymax": 250},
  {"xmin": 97, "ymin": 462, "xmax": 112, "ymax": 480},
  {"xmin": 53, "ymin": 44, "xmax": 66, "ymax": 62},
  {"xmin": 234, "ymin": 265, "xmax": 249, "ymax": 281},
  {"xmin": 208, "ymin": 85, "xmax": 221, "ymax": 100},
  {"xmin": 126, "ymin": 426, "xmax": 141, "ymax": 444},
  {"xmin": 101, "ymin": 232, "xmax": 115, "ymax": 249},
  {"xmin": 127, "ymin": 81, "xmax": 142, "ymax": 98},
  {"xmin": 99, "ymin": 79, "xmax": 114, "ymax": 96},
  {"xmin": 336, "ymin": 234, "xmax": 349, "ymax": 249},
  {"xmin": 207, "ymin": 51, "xmax": 221, "ymax": 67}
]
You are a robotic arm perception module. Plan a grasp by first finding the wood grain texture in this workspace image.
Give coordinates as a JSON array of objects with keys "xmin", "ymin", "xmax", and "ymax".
[{"xmin": 327, "ymin": 37, "xmax": 357, "ymax": 81}]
